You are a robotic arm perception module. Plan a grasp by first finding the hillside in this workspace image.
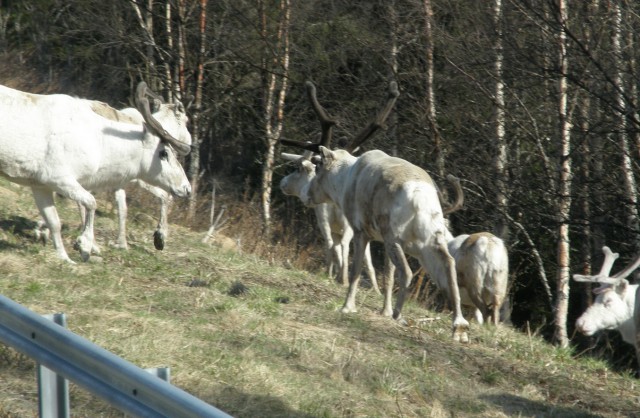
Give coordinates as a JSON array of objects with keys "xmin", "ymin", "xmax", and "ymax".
[{"xmin": 0, "ymin": 178, "xmax": 638, "ymax": 418}]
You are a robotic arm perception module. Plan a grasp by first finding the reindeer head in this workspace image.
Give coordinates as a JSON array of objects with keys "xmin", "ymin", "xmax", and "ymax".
[
  {"xmin": 573, "ymin": 246, "xmax": 640, "ymax": 336},
  {"xmin": 279, "ymin": 151, "xmax": 316, "ymax": 206}
]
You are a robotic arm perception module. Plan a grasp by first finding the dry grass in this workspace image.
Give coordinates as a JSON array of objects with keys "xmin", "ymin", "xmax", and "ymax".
[{"xmin": 0, "ymin": 179, "xmax": 639, "ymax": 418}]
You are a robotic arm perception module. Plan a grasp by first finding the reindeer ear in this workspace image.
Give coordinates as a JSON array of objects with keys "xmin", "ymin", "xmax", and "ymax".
[
  {"xmin": 319, "ymin": 146, "xmax": 334, "ymax": 162},
  {"xmin": 614, "ymin": 279, "xmax": 629, "ymax": 294},
  {"xmin": 301, "ymin": 160, "xmax": 315, "ymax": 174}
]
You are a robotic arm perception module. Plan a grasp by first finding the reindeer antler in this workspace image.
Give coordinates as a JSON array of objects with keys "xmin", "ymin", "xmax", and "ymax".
[
  {"xmin": 306, "ymin": 81, "xmax": 336, "ymax": 148},
  {"xmin": 573, "ymin": 246, "xmax": 622, "ymax": 284},
  {"xmin": 280, "ymin": 81, "xmax": 337, "ymax": 153},
  {"xmin": 281, "ymin": 150, "xmax": 314, "ymax": 162},
  {"xmin": 345, "ymin": 81, "xmax": 400, "ymax": 153},
  {"xmin": 612, "ymin": 253, "xmax": 640, "ymax": 280},
  {"xmin": 135, "ymin": 82, "xmax": 191, "ymax": 155},
  {"xmin": 280, "ymin": 80, "xmax": 400, "ymax": 154}
]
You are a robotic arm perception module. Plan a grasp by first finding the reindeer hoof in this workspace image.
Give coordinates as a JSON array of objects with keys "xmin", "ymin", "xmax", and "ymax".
[
  {"xmin": 154, "ymin": 230, "xmax": 165, "ymax": 250},
  {"xmin": 452, "ymin": 327, "xmax": 470, "ymax": 344},
  {"xmin": 380, "ymin": 308, "xmax": 393, "ymax": 317},
  {"xmin": 395, "ymin": 316, "xmax": 408, "ymax": 326},
  {"xmin": 392, "ymin": 309, "xmax": 403, "ymax": 320},
  {"xmin": 110, "ymin": 241, "xmax": 128, "ymax": 250},
  {"xmin": 340, "ymin": 305, "xmax": 357, "ymax": 314},
  {"xmin": 75, "ymin": 237, "xmax": 93, "ymax": 262}
]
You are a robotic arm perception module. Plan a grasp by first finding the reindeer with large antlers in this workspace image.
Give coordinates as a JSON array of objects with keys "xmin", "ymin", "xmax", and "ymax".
[
  {"xmin": 280, "ymin": 150, "xmax": 381, "ymax": 293},
  {"xmin": 281, "ymin": 81, "xmax": 470, "ymax": 342},
  {"xmin": 573, "ymin": 246, "xmax": 640, "ymax": 373}
]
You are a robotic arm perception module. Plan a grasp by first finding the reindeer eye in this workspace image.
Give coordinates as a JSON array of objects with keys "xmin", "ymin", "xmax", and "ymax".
[{"xmin": 159, "ymin": 149, "xmax": 169, "ymax": 160}]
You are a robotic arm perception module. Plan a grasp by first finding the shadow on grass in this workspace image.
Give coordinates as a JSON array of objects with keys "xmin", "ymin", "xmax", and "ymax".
[
  {"xmin": 481, "ymin": 393, "xmax": 606, "ymax": 418},
  {"xmin": 212, "ymin": 386, "xmax": 319, "ymax": 418},
  {"xmin": 0, "ymin": 215, "xmax": 43, "ymax": 252},
  {"xmin": 0, "ymin": 215, "xmax": 39, "ymax": 238}
]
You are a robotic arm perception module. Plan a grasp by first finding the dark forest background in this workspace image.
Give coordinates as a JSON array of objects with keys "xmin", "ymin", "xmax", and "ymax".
[{"xmin": 1, "ymin": 0, "xmax": 640, "ymax": 371}]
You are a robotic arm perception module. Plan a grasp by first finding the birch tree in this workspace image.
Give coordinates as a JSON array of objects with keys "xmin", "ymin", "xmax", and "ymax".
[
  {"xmin": 259, "ymin": 0, "xmax": 291, "ymax": 233},
  {"xmin": 492, "ymin": 0, "xmax": 509, "ymax": 240},
  {"xmin": 553, "ymin": 0, "xmax": 572, "ymax": 348},
  {"xmin": 422, "ymin": 0, "xmax": 444, "ymax": 178},
  {"xmin": 187, "ymin": 0, "xmax": 209, "ymax": 220},
  {"xmin": 612, "ymin": 2, "xmax": 640, "ymax": 253}
]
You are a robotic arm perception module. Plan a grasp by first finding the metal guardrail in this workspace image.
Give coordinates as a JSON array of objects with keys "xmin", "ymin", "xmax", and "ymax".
[
  {"xmin": 0, "ymin": 295, "xmax": 233, "ymax": 418},
  {"xmin": 38, "ymin": 313, "xmax": 70, "ymax": 418}
]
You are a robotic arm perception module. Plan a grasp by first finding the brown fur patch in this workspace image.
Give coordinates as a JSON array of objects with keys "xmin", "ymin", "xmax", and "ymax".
[
  {"xmin": 461, "ymin": 232, "xmax": 494, "ymax": 249},
  {"xmin": 90, "ymin": 101, "xmax": 139, "ymax": 124}
]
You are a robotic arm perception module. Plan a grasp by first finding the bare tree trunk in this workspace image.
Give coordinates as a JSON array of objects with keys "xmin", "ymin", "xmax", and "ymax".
[
  {"xmin": 422, "ymin": 0, "xmax": 444, "ymax": 178},
  {"xmin": 260, "ymin": 0, "xmax": 291, "ymax": 233},
  {"xmin": 187, "ymin": 0, "xmax": 208, "ymax": 221},
  {"xmin": 554, "ymin": 0, "xmax": 572, "ymax": 348},
  {"xmin": 164, "ymin": 1, "xmax": 174, "ymax": 102},
  {"xmin": 130, "ymin": 0, "xmax": 156, "ymax": 81},
  {"xmin": 613, "ymin": 3, "xmax": 640, "ymax": 253},
  {"xmin": 387, "ymin": 0, "xmax": 399, "ymax": 157},
  {"xmin": 578, "ymin": 85, "xmax": 592, "ymax": 267},
  {"xmin": 176, "ymin": 0, "xmax": 187, "ymax": 96},
  {"xmin": 492, "ymin": 0, "xmax": 509, "ymax": 240},
  {"xmin": 575, "ymin": 1, "xmax": 599, "ymax": 316}
]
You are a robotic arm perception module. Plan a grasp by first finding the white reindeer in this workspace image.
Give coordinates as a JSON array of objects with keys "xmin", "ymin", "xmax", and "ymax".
[
  {"xmin": 0, "ymin": 82, "xmax": 191, "ymax": 262},
  {"xmin": 447, "ymin": 232, "xmax": 509, "ymax": 325},
  {"xmin": 573, "ymin": 246, "xmax": 640, "ymax": 372},
  {"xmin": 280, "ymin": 151, "xmax": 381, "ymax": 294},
  {"xmin": 282, "ymin": 81, "xmax": 470, "ymax": 342}
]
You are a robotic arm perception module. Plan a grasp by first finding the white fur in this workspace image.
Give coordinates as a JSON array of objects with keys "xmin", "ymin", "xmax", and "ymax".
[
  {"xmin": 573, "ymin": 246, "xmax": 640, "ymax": 373},
  {"xmin": 447, "ymin": 233, "xmax": 509, "ymax": 325},
  {"xmin": 576, "ymin": 280, "xmax": 637, "ymax": 346},
  {"xmin": 308, "ymin": 146, "xmax": 469, "ymax": 343},
  {"xmin": 279, "ymin": 157, "xmax": 380, "ymax": 293},
  {"xmin": 0, "ymin": 85, "xmax": 191, "ymax": 262}
]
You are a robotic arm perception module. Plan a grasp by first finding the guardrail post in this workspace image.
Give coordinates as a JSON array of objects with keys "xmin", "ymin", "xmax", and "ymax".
[
  {"xmin": 38, "ymin": 313, "xmax": 70, "ymax": 418},
  {"xmin": 146, "ymin": 367, "xmax": 170, "ymax": 383},
  {"xmin": 0, "ymin": 295, "xmax": 233, "ymax": 417}
]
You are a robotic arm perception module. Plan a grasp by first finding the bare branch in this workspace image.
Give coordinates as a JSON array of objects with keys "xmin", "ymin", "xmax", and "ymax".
[
  {"xmin": 280, "ymin": 80, "xmax": 399, "ymax": 154},
  {"xmin": 346, "ymin": 81, "xmax": 400, "ymax": 153}
]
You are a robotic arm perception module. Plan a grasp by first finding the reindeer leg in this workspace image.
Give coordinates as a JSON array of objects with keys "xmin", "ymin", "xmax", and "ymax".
[
  {"xmin": 341, "ymin": 233, "xmax": 367, "ymax": 314},
  {"xmin": 113, "ymin": 189, "xmax": 128, "ymax": 249},
  {"xmin": 55, "ymin": 181, "xmax": 97, "ymax": 262},
  {"xmin": 435, "ymin": 232, "xmax": 470, "ymax": 343},
  {"xmin": 387, "ymin": 242, "xmax": 412, "ymax": 322},
  {"xmin": 153, "ymin": 193, "xmax": 172, "ymax": 251},
  {"xmin": 364, "ymin": 243, "xmax": 381, "ymax": 294},
  {"xmin": 32, "ymin": 187, "xmax": 74, "ymax": 263},
  {"xmin": 380, "ymin": 257, "xmax": 395, "ymax": 317}
]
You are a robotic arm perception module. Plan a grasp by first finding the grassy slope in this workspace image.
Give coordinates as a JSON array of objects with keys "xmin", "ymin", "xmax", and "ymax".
[{"xmin": 0, "ymin": 178, "xmax": 638, "ymax": 418}]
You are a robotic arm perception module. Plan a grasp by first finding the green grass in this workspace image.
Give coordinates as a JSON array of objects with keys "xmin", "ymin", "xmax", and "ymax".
[{"xmin": 0, "ymin": 179, "xmax": 639, "ymax": 417}]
